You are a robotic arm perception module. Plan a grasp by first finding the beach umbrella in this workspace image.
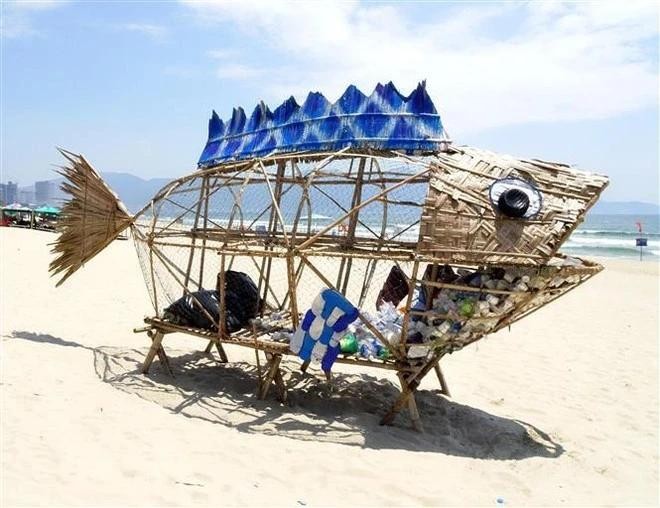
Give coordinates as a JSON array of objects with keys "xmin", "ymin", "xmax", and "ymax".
[
  {"xmin": 3, "ymin": 203, "xmax": 32, "ymax": 211},
  {"xmin": 34, "ymin": 205, "xmax": 61, "ymax": 215}
]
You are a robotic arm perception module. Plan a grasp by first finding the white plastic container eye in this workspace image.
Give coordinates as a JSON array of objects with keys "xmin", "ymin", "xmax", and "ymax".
[{"xmin": 489, "ymin": 177, "xmax": 543, "ymax": 219}]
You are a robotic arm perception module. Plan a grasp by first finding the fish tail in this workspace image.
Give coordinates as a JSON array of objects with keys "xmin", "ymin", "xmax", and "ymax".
[{"xmin": 49, "ymin": 148, "xmax": 134, "ymax": 286}]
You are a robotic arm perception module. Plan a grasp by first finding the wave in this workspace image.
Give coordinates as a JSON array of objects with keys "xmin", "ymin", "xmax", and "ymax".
[
  {"xmin": 565, "ymin": 235, "xmax": 658, "ymax": 247},
  {"xmin": 562, "ymin": 245, "xmax": 659, "ymax": 258},
  {"xmin": 564, "ymin": 236, "xmax": 659, "ymax": 257},
  {"xmin": 573, "ymin": 229, "xmax": 660, "ymax": 238},
  {"xmin": 299, "ymin": 213, "xmax": 332, "ymax": 221}
]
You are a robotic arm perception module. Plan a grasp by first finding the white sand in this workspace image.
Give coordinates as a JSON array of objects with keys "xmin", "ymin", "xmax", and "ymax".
[{"xmin": 1, "ymin": 227, "xmax": 658, "ymax": 506}]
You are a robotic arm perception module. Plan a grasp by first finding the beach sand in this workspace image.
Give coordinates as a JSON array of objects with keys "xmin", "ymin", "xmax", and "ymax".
[{"xmin": 1, "ymin": 226, "xmax": 658, "ymax": 506}]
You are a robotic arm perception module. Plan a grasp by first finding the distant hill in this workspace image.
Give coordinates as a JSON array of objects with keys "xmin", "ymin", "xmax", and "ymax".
[
  {"xmin": 40, "ymin": 172, "xmax": 172, "ymax": 213},
  {"xmin": 100, "ymin": 173, "xmax": 172, "ymax": 213},
  {"xmin": 589, "ymin": 201, "xmax": 660, "ymax": 215}
]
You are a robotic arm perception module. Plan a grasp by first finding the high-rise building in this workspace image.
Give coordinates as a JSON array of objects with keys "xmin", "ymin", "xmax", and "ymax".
[
  {"xmin": 18, "ymin": 189, "xmax": 35, "ymax": 204},
  {"xmin": 0, "ymin": 181, "xmax": 18, "ymax": 204},
  {"xmin": 35, "ymin": 180, "xmax": 56, "ymax": 204}
]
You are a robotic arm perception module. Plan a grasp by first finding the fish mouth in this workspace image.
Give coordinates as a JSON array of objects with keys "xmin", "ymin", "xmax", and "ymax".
[{"xmin": 403, "ymin": 254, "xmax": 602, "ymax": 358}]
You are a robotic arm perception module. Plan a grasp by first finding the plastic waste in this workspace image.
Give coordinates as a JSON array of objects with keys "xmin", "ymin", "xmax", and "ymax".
[
  {"xmin": 408, "ymin": 344, "xmax": 430, "ymax": 359},
  {"xmin": 340, "ymin": 333, "xmax": 358, "ymax": 354},
  {"xmin": 358, "ymin": 339, "xmax": 377, "ymax": 359}
]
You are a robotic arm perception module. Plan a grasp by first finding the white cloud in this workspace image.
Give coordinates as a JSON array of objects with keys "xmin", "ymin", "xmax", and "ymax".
[
  {"xmin": 1, "ymin": 0, "xmax": 68, "ymax": 38},
  {"xmin": 215, "ymin": 63, "xmax": 261, "ymax": 80},
  {"xmin": 119, "ymin": 22, "xmax": 167, "ymax": 40},
  {"xmin": 181, "ymin": 0, "xmax": 659, "ymax": 134},
  {"xmin": 207, "ymin": 48, "xmax": 239, "ymax": 60}
]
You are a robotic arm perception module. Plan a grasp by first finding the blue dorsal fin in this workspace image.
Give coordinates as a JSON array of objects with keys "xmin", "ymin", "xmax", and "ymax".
[
  {"xmin": 364, "ymin": 84, "xmax": 383, "ymax": 114},
  {"xmin": 227, "ymin": 107, "xmax": 246, "ymax": 135},
  {"xmin": 381, "ymin": 81, "xmax": 405, "ymax": 110},
  {"xmin": 197, "ymin": 81, "xmax": 446, "ymax": 166},
  {"xmin": 302, "ymin": 91, "xmax": 331, "ymax": 118},
  {"xmin": 334, "ymin": 84, "xmax": 367, "ymax": 114},
  {"xmin": 273, "ymin": 96, "xmax": 300, "ymax": 125},
  {"xmin": 208, "ymin": 110, "xmax": 225, "ymax": 140},
  {"xmin": 247, "ymin": 102, "xmax": 272, "ymax": 132},
  {"xmin": 406, "ymin": 80, "xmax": 437, "ymax": 114}
]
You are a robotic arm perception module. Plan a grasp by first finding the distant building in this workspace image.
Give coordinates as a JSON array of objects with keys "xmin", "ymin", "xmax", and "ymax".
[
  {"xmin": 35, "ymin": 180, "xmax": 56, "ymax": 204},
  {"xmin": 0, "ymin": 181, "xmax": 18, "ymax": 205},
  {"xmin": 18, "ymin": 189, "xmax": 35, "ymax": 204}
]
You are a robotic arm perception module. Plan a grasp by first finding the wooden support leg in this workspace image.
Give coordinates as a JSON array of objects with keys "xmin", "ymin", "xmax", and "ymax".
[
  {"xmin": 215, "ymin": 342, "xmax": 229, "ymax": 363},
  {"xmin": 407, "ymin": 393, "xmax": 423, "ymax": 433},
  {"xmin": 273, "ymin": 367, "xmax": 288, "ymax": 403},
  {"xmin": 259, "ymin": 353, "xmax": 283, "ymax": 400},
  {"xmin": 142, "ymin": 331, "xmax": 165, "ymax": 374},
  {"xmin": 434, "ymin": 363, "xmax": 451, "ymax": 397},
  {"xmin": 204, "ymin": 340, "xmax": 228, "ymax": 363},
  {"xmin": 381, "ymin": 356, "xmax": 438, "ymax": 428},
  {"xmin": 156, "ymin": 345, "xmax": 174, "ymax": 377},
  {"xmin": 391, "ymin": 372, "xmax": 423, "ymax": 432},
  {"xmin": 380, "ymin": 374, "xmax": 416, "ymax": 426}
]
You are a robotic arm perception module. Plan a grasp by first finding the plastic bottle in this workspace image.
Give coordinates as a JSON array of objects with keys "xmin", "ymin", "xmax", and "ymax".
[
  {"xmin": 358, "ymin": 339, "xmax": 376, "ymax": 359},
  {"xmin": 340, "ymin": 333, "xmax": 359, "ymax": 354},
  {"xmin": 458, "ymin": 299, "xmax": 475, "ymax": 317}
]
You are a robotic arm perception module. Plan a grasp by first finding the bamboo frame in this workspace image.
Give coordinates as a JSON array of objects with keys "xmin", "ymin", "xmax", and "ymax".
[{"xmin": 53, "ymin": 147, "xmax": 609, "ymax": 430}]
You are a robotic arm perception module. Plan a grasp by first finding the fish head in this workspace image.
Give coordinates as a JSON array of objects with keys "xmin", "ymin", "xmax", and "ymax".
[
  {"xmin": 419, "ymin": 145, "xmax": 609, "ymax": 265},
  {"xmin": 411, "ymin": 145, "xmax": 609, "ymax": 351}
]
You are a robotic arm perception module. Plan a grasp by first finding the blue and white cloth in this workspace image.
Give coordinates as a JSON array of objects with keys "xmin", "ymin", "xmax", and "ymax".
[
  {"xmin": 198, "ymin": 81, "xmax": 448, "ymax": 166},
  {"xmin": 289, "ymin": 289, "xmax": 359, "ymax": 371}
]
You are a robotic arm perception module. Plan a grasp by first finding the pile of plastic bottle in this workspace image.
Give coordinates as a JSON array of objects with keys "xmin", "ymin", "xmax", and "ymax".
[
  {"xmin": 406, "ymin": 267, "xmax": 532, "ymax": 350},
  {"xmin": 336, "ymin": 301, "xmax": 405, "ymax": 360},
  {"xmin": 269, "ymin": 257, "xmax": 585, "ymax": 361}
]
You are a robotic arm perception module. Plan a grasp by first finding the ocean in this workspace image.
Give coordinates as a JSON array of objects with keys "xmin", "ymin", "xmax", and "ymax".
[{"xmin": 565, "ymin": 214, "xmax": 659, "ymax": 261}]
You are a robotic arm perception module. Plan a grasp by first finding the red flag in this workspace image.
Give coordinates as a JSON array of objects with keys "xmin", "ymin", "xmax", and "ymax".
[{"xmin": 636, "ymin": 221, "xmax": 643, "ymax": 233}]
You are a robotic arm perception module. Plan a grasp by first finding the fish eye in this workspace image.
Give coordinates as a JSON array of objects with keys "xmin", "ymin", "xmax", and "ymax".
[{"xmin": 489, "ymin": 177, "xmax": 542, "ymax": 219}]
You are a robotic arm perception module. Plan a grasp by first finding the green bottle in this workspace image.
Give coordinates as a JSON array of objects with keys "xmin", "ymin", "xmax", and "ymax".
[
  {"xmin": 377, "ymin": 347, "xmax": 390, "ymax": 360},
  {"xmin": 458, "ymin": 299, "xmax": 475, "ymax": 318},
  {"xmin": 340, "ymin": 333, "xmax": 358, "ymax": 354}
]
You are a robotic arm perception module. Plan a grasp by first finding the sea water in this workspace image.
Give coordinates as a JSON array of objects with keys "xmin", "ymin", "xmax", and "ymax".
[
  {"xmin": 151, "ymin": 212, "xmax": 659, "ymax": 262},
  {"xmin": 565, "ymin": 214, "xmax": 659, "ymax": 261}
]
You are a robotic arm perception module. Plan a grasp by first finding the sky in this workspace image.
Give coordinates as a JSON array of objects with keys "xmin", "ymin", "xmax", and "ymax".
[{"xmin": 1, "ymin": 0, "xmax": 659, "ymax": 203}]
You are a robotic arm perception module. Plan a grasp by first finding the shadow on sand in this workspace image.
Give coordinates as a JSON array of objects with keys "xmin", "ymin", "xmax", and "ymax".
[{"xmin": 10, "ymin": 330, "xmax": 563, "ymax": 459}]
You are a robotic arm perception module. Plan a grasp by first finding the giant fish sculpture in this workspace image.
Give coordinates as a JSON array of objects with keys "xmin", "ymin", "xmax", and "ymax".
[{"xmin": 50, "ymin": 82, "xmax": 608, "ymax": 429}]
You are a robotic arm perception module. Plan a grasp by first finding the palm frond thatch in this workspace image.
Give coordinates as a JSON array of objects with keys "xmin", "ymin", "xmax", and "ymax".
[{"xmin": 49, "ymin": 148, "xmax": 133, "ymax": 286}]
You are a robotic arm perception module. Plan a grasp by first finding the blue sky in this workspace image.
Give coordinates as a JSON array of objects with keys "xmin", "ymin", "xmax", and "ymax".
[{"xmin": 1, "ymin": 0, "xmax": 658, "ymax": 203}]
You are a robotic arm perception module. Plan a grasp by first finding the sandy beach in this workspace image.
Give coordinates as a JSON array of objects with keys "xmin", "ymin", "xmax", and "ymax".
[{"xmin": 1, "ymin": 226, "xmax": 658, "ymax": 506}]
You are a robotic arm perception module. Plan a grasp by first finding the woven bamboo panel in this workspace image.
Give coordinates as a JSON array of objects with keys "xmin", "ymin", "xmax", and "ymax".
[{"xmin": 418, "ymin": 146, "xmax": 609, "ymax": 265}]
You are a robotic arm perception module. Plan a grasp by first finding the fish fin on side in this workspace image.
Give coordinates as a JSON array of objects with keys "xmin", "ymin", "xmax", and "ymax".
[{"xmin": 50, "ymin": 148, "xmax": 134, "ymax": 286}]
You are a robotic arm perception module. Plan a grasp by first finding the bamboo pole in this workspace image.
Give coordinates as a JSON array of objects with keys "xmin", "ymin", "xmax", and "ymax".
[
  {"xmin": 217, "ymin": 253, "xmax": 228, "ymax": 346},
  {"xmin": 197, "ymin": 176, "xmax": 212, "ymax": 289},
  {"xmin": 296, "ymin": 167, "xmax": 431, "ymax": 252},
  {"xmin": 398, "ymin": 259, "xmax": 420, "ymax": 358},
  {"xmin": 339, "ymin": 157, "xmax": 366, "ymax": 294},
  {"xmin": 182, "ymin": 177, "xmax": 207, "ymax": 291}
]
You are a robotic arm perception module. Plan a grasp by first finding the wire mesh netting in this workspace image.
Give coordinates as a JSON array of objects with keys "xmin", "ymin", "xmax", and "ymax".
[{"xmin": 128, "ymin": 150, "xmax": 605, "ymax": 364}]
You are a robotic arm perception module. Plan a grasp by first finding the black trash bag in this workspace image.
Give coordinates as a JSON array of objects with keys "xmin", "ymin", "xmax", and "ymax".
[
  {"xmin": 163, "ymin": 271, "xmax": 261, "ymax": 332},
  {"xmin": 376, "ymin": 265, "xmax": 410, "ymax": 309}
]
